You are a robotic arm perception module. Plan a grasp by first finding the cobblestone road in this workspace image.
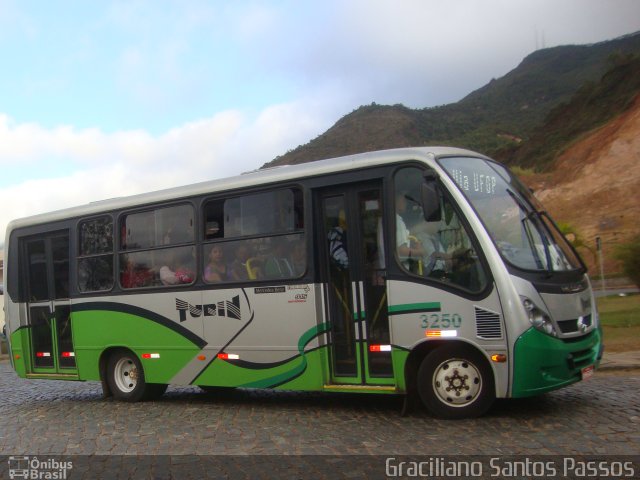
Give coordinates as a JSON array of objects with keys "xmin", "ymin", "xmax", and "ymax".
[
  {"xmin": 1, "ymin": 361, "xmax": 639, "ymax": 456},
  {"xmin": 0, "ymin": 361, "xmax": 638, "ymax": 478}
]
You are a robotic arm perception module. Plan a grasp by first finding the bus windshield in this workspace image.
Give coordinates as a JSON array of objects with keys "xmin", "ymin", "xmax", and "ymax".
[{"xmin": 439, "ymin": 157, "xmax": 583, "ymax": 272}]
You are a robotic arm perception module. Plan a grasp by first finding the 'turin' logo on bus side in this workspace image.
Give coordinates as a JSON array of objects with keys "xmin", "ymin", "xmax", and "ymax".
[{"xmin": 175, "ymin": 296, "xmax": 241, "ymax": 322}]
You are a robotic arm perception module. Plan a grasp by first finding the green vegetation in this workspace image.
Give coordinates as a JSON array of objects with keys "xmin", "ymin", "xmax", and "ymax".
[
  {"xmin": 614, "ymin": 234, "xmax": 640, "ymax": 288},
  {"xmin": 597, "ymin": 294, "xmax": 640, "ymax": 352},
  {"xmin": 556, "ymin": 222, "xmax": 597, "ymax": 265}
]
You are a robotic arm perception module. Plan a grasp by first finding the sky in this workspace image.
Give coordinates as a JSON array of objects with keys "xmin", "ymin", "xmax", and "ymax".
[{"xmin": 1, "ymin": 0, "xmax": 640, "ymax": 245}]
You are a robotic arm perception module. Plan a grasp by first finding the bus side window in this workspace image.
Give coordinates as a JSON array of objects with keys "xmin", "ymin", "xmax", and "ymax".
[
  {"xmin": 119, "ymin": 205, "xmax": 195, "ymax": 290},
  {"xmin": 78, "ymin": 216, "xmax": 114, "ymax": 293},
  {"xmin": 202, "ymin": 188, "xmax": 305, "ymax": 284}
]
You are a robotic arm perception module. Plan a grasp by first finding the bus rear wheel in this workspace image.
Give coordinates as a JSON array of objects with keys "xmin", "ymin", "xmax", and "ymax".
[
  {"xmin": 417, "ymin": 344, "xmax": 495, "ymax": 419},
  {"xmin": 106, "ymin": 349, "xmax": 166, "ymax": 402}
]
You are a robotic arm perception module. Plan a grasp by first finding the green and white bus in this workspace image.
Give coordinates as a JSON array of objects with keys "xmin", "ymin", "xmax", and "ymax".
[{"xmin": 3, "ymin": 147, "xmax": 602, "ymax": 418}]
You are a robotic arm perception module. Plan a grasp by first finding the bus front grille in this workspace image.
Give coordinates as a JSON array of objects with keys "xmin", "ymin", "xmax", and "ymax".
[{"xmin": 557, "ymin": 314, "xmax": 592, "ymax": 334}]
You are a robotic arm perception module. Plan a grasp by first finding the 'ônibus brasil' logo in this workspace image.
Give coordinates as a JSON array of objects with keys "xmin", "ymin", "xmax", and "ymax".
[{"xmin": 175, "ymin": 295, "xmax": 241, "ymax": 322}]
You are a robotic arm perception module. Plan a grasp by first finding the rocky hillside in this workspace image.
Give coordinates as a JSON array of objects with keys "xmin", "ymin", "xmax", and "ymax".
[{"xmin": 525, "ymin": 91, "xmax": 640, "ymax": 276}]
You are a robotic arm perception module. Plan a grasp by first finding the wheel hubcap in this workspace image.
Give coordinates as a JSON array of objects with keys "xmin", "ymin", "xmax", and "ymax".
[
  {"xmin": 114, "ymin": 357, "xmax": 138, "ymax": 393},
  {"xmin": 432, "ymin": 358, "xmax": 482, "ymax": 407}
]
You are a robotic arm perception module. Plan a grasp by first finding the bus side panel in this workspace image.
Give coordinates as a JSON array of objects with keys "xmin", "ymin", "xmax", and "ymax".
[
  {"xmin": 72, "ymin": 308, "xmax": 202, "ymax": 383},
  {"xmin": 9, "ymin": 328, "xmax": 28, "ymax": 378},
  {"xmin": 388, "ymin": 281, "xmax": 509, "ymax": 398},
  {"xmin": 194, "ymin": 321, "xmax": 329, "ymax": 390},
  {"xmin": 391, "ymin": 348, "xmax": 410, "ymax": 392},
  {"xmin": 194, "ymin": 347, "xmax": 327, "ymax": 391}
]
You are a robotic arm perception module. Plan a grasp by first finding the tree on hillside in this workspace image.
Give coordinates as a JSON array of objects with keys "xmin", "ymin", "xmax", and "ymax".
[
  {"xmin": 557, "ymin": 222, "xmax": 596, "ymax": 264},
  {"xmin": 614, "ymin": 235, "xmax": 640, "ymax": 289}
]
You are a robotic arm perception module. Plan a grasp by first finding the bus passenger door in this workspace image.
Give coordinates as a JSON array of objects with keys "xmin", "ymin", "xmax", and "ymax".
[
  {"xmin": 24, "ymin": 232, "xmax": 77, "ymax": 375},
  {"xmin": 318, "ymin": 182, "xmax": 394, "ymax": 387}
]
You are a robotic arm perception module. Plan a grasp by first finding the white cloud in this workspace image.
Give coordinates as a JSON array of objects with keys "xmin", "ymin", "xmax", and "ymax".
[{"xmin": 0, "ymin": 98, "xmax": 334, "ymax": 242}]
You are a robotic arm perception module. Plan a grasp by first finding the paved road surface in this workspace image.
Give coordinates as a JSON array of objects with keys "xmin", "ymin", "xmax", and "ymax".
[{"xmin": 0, "ymin": 361, "xmax": 638, "ymax": 478}]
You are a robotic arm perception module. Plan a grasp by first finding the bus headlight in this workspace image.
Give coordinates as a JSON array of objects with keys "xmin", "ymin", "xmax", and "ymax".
[{"xmin": 521, "ymin": 297, "xmax": 556, "ymax": 337}]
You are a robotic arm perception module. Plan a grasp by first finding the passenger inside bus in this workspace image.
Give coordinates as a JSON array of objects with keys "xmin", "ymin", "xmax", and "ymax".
[
  {"xmin": 289, "ymin": 238, "xmax": 306, "ymax": 276},
  {"xmin": 395, "ymin": 191, "xmax": 425, "ymax": 272},
  {"xmin": 120, "ymin": 256, "xmax": 154, "ymax": 288},
  {"xmin": 328, "ymin": 209, "xmax": 349, "ymax": 270},
  {"xmin": 412, "ymin": 220, "xmax": 452, "ymax": 279},
  {"xmin": 160, "ymin": 250, "xmax": 195, "ymax": 285},
  {"xmin": 230, "ymin": 244, "xmax": 253, "ymax": 281},
  {"xmin": 204, "ymin": 244, "xmax": 229, "ymax": 283},
  {"xmin": 264, "ymin": 239, "xmax": 294, "ymax": 278}
]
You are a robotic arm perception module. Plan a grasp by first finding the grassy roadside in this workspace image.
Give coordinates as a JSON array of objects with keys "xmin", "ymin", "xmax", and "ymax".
[{"xmin": 597, "ymin": 294, "xmax": 640, "ymax": 352}]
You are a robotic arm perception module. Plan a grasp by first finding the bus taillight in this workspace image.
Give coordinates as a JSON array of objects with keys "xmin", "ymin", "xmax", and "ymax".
[
  {"xmin": 369, "ymin": 345, "xmax": 392, "ymax": 352},
  {"xmin": 217, "ymin": 353, "xmax": 240, "ymax": 360}
]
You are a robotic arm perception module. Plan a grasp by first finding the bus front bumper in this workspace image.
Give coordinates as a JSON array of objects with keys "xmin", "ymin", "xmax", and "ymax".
[{"xmin": 511, "ymin": 326, "xmax": 602, "ymax": 398}]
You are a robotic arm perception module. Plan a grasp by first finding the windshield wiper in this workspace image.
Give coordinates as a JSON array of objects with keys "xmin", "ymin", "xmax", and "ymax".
[{"xmin": 506, "ymin": 189, "xmax": 553, "ymax": 273}]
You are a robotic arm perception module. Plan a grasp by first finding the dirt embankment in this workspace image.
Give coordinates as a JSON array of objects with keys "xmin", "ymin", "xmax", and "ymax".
[{"xmin": 525, "ymin": 94, "xmax": 640, "ymax": 276}]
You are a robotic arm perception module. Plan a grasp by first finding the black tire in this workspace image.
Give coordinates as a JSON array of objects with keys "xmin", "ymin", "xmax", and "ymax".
[
  {"xmin": 106, "ymin": 349, "xmax": 154, "ymax": 402},
  {"xmin": 417, "ymin": 343, "xmax": 495, "ymax": 419}
]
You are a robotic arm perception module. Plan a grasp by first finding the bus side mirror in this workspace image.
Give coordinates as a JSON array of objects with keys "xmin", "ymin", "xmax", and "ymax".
[{"xmin": 421, "ymin": 175, "xmax": 441, "ymax": 222}]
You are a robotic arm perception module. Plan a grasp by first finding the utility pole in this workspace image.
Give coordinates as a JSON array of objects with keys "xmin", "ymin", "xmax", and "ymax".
[{"xmin": 596, "ymin": 236, "xmax": 606, "ymax": 292}]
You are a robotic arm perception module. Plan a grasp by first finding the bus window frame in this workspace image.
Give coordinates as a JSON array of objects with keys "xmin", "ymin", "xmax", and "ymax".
[
  {"xmin": 76, "ymin": 214, "xmax": 115, "ymax": 294},
  {"xmin": 200, "ymin": 185, "xmax": 306, "ymax": 285},
  {"xmin": 436, "ymin": 155, "xmax": 588, "ymax": 291},
  {"xmin": 117, "ymin": 201, "xmax": 198, "ymax": 291},
  {"xmin": 388, "ymin": 163, "xmax": 495, "ymax": 301}
]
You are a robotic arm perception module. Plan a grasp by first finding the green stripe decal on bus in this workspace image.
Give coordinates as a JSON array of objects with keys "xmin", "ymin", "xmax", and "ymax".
[
  {"xmin": 388, "ymin": 302, "xmax": 441, "ymax": 315},
  {"xmin": 73, "ymin": 302, "xmax": 207, "ymax": 348},
  {"xmin": 71, "ymin": 306, "xmax": 204, "ymax": 383},
  {"xmin": 237, "ymin": 322, "xmax": 330, "ymax": 389}
]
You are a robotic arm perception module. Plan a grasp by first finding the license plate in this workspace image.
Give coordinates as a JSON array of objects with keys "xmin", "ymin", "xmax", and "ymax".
[{"xmin": 581, "ymin": 365, "xmax": 594, "ymax": 380}]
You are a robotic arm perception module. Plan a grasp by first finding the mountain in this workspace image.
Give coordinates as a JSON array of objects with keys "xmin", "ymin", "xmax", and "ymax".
[
  {"xmin": 264, "ymin": 32, "xmax": 640, "ymax": 169},
  {"xmin": 263, "ymin": 33, "xmax": 640, "ymax": 278}
]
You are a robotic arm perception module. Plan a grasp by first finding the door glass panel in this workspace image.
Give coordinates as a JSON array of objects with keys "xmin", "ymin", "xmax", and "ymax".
[
  {"xmin": 323, "ymin": 195, "xmax": 357, "ymax": 376},
  {"xmin": 30, "ymin": 306, "xmax": 54, "ymax": 368},
  {"xmin": 51, "ymin": 236, "xmax": 70, "ymax": 299},
  {"xmin": 23, "ymin": 232, "xmax": 75, "ymax": 373},
  {"xmin": 55, "ymin": 305, "xmax": 75, "ymax": 368},
  {"xmin": 358, "ymin": 190, "xmax": 393, "ymax": 376},
  {"xmin": 27, "ymin": 241, "xmax": 48, "ymax": 301}
]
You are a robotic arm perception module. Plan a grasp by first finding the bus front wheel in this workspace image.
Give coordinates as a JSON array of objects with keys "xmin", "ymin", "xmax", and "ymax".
[
  {"xmin": 417, "ymin": 344, "xmax": 495, "ymax": 419},
  {"xmin": 106, "ymin": 349, "xmax": 166, "ymax": 402}
]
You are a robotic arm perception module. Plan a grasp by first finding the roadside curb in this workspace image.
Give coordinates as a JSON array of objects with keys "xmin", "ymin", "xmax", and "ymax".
[{"xmin": 598, "ymin": 351, "xmax": 640, "ymax": 371}]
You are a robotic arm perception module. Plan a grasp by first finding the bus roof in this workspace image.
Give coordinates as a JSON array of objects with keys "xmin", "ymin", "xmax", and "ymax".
[{"xmin": 5, "ymin": 146, "xmax": 486, "ymax": 235}]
